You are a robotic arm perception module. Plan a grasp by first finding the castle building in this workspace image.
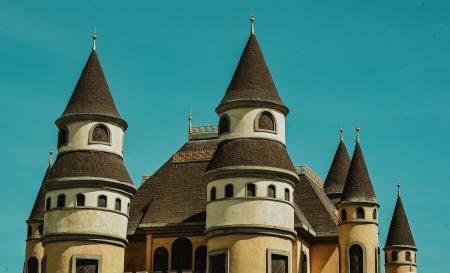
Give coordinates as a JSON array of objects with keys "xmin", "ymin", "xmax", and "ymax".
[{"xmin": 23, "ymin": 17, "xmax": 418, "ymax": 273}]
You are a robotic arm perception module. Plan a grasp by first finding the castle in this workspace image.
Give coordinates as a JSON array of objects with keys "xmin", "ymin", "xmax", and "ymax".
[{"xmin": 23, "ymin": 17, "xmax": 418, "ymax": 273}]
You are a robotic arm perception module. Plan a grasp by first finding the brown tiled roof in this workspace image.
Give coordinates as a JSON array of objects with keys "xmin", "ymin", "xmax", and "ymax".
[
  {"xmin": 385, "ymin": 196, "xmax": 416, "ymax": 247},
  {"xmin": 341, "ymin": 143, "xmax": 377, "ymax": 203},
  {"xmin": 294, "ymin": 175, "xmax": 338, "ymax": 236},
  {"xmin": 324, "ymin": 141, "xmax": 351, "ymax": 195},
  {"xmin": 60, "ymin": 51, "xmax": 123, "ymax": 121},
  {"xmin": 28, "ymin": 166, "xmax": 51, "ymax": 221},
  {"xmin": 47, "ymin": 151, "xmax": 133, "ymax": 184},
  {"xmin": 127, "ymin": 139, "xmax": 217, "ymax": 235},
  {"xmin": 206, "ymin": 138, "xmax": 296, "ymax": 174},
  {"xmin": 216, "ymin": 34, "xmax": 288, "ymax": 114}
]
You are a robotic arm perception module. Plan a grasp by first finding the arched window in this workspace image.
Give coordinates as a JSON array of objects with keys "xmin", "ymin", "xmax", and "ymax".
[
  {"xmin": 356, "ymin": 207, "xmax": 365, "ymax": 219},
  {"xmin": 38, "ymin": 225, "xmax": 43, "ymax": 236},
  {"xmin": 268, "ymin": 185, "xmax": 276, "ymax": 198},
  {"xmin": 405, "ymin": 251, "xmax": 411, "ymax": 262},
  {"xmin": 41, "ymin": 257, "xmax": 47, "ymax": 273},
  {"xmin": 210, "ymin": 187, "xmax": 216, "ymax": 201},
  {"xmin": 256, "ymin": 111, "xmax": 276, "ymax": 132},
  {"xmin": 27, "ymin": 257, "xmax": 39, "ymax": 273},
  {"xmin": 373, "ymin": 209, "xmax": 377, "ymax": 220},
  {"xmin": 225, "ymin": 184, "xmax": 234, "ymax": 198},
  {"xmin": 57, "ymin": 194, "xmax": 66, "ymax": 208},
  {"xmin": 392, "ymin": 251, "xmax": 398, "ymax": 262},
  {"xmin": 218, "ymin": 115, "xmax": 230, "ymax": 134},
  {"xmin": 302, "ymin": 251, "xmax": 308, "ymax": 273},
  {"xmin": 284, "ymin": 188, "xmax": 290, "ymax": 201},
  {"xmin": 98, "ymin": 195, "xmax": 107, "ymax": 208},
  {"xmin": 127, "ymin": 202, "xmax": 130, "ymax": 214},
  {"xmin": 91, "ymin": 124, "xmax": 110, "ymax": 144},
  {"xmin": 57, "ymin": 127, "xmax": 68, "ymax": 148},
  {"xmin": 171, "ymin": 238, "xmax": 193, "ymax": 272},
  {"xmin": 194, "ymin": 246, "xmax": 207, "ymax": 273},
  {"xmin": 76, "ymin": 194, "xmax": 85, "ymax": 207},
  {"xmin": 27, "ymin": 226, "xmax": 32, "ymax": 237},
  {"xmin": 153, "ymin": 247, "xmax": 169, "ymax": 273},
  {"xmin": 115, "ymin": 198, "xmax": 122, "ymax": 211},
  {"xmin": 341, "ymin": 209, "xmax": 347, "ymax": 221},
  {"xmin": 45, "ymin": 197, "xmax": 51, "ymax": 210},
  {"xmin": 349, "ymin": 244, "xmax": 364, "ymax": 273},
  {"xmin": 246, "ymin": 183, "xmax": 256, "ymax": 197}
]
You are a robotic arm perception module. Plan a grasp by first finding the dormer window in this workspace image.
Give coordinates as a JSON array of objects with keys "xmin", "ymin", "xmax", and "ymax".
[
  {"xmin": 57, "ymin": 127, "xmax": 68, "ymax": 148},
  {"xmin": 90, "ymin": 124, "xmax": 110, "ymax": 145},
  {"xmin": 218, "ymin": 115, "xmax": 230, "ymax": 134},
  {"xmin": 255, "ymin": 111, "xmax": 276, "ymax": 132}
]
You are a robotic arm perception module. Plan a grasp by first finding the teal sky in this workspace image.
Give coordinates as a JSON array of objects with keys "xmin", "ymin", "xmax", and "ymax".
[{"xmin": 1, "ymin": 0, "xmax": 449, "ymax": 272}]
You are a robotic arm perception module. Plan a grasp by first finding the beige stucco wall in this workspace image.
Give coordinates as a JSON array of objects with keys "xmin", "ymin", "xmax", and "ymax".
[
  {"xmin": 44, "ymin": 241, "xmax": 125, "ymax": 273},
  {"xmin": 208, "ymin": 234, "xmax": 292, "ymax": 273},
  {"xmin": 310, "ymin": 243, "xmax": 339, "ymax": 273},
  {"xmin": 24, "ymin": 239, "xmax": 44, "ymax": 273},
  {"xmin": 219, "ymin": 107, "xmax": 286, "ymax": 144},
  {"xmin": 339, "ymin": 220, "xmax": 379, "ymax": 273},
  {"xmin": 385, "ymin": 249, "xmax": 417, "ymax": 273},
  {"xmin": 58, "ymin": 120, "xmax": 124, "ymax": 156},
  {"xmin": 294, "ymin": 238, "xmax": 310, "ymax": 273}
]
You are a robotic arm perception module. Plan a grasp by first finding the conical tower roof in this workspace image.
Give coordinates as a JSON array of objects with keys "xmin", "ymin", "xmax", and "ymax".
[
  {"xmin": 28, "ymin": 165, "xmax": 51, "ymax": 222},
  {"xmin": 341, "ymin": 129, "xmax": 377, "ymax": 203},
  {"xmin": 324, "ymin": 130, "xmax": 351, "ymax": 195},
  {"xmin": 385, "ymin": 195, "xmax": 416, "ymax": 247},
  {"xmin": 57, "ymin": 44, "xmax": 127, "ymax": 128},
  {"xmin": 216, "ymin": 19, "xmax": 288, "ymax": 114}
]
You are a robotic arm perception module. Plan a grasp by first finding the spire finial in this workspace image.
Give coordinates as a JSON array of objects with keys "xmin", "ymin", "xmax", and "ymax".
[
  {"xmin": 48, "ymin": 148, "xmax": 54, "ymax": 167},
  {"xmin": 356, "ymin": 127, "xmax": 360, "ymax": 143},
  {"xmin": 188, "ymin": 106, "xmax": 193, "ymax": 135},
  {"xmin": 250, "ymin": 12, "xmax": 255, "ymax": 35},
  {"xmin": 397, "ymin": 179, "xmax": 401, "ymax": 197},
  {"xmin": 92, "ymin": 26, "xmax": 97, "ymax": 51},
  {"xmin": 340, "ymin": 128, "xmax": 344, "ymax": 142}
]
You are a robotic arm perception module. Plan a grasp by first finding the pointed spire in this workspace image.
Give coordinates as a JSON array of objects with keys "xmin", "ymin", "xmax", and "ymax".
[
  {"xmin": 397, "ymin": 179, "xmax": 401, "ymax": 197},
  {"xmin": 216, "ymin": 17, "xmax": 288, "ymax": 115},
  {"xmin": 58, "ymin": 35, "xmax": 126, "ymax": 128},
  {"xmin": 341, "ymin": 127, "xmax": 377, "ymax": 203},
  {"xmin": 92, "ymin": 26, "xmax": 97, "ymax": 51},
  {"xmin": 188, "ymin": 106, "xmax": 193, "ymax": 134},
  {"xmin": 385, "ymin": 186, "xmax": 416, "ymax": 247},
  {"xmin": 324, "ymin": 129, "xmax": 351, "ymax": 197}
]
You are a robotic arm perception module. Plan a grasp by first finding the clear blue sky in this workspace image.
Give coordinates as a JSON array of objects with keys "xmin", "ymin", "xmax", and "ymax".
[{"xmin": 1, "ymin": 0, "xmax": 449, "ymax": 272}]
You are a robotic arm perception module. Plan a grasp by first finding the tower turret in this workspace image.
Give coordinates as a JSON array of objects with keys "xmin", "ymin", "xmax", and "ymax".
[
  {"xmin": 324, "ymin": 129, "xmax": 351, "ymax": 205},
  {"xmin": 384, "ymin": 183, "xmax": 417, "ymax": 273},
  {"xmin": 23, "ymin": 150, "xmax": 52, "ymax": 273},
  {"xmin": 337, "ymin": 128, "xmax": 381, "ymax": 273},
  {"xmin": 204, "ymin": 16, "xmax": 298, "ymax": 273},
  {"xmin": 41, "ymin": 33, "xmax": 135, "ymax": 273}
]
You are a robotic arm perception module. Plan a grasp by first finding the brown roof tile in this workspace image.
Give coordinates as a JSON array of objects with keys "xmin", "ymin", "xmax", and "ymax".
[
  {"xmin": 341, "ymin": 143, "xmax": 377, "ymax": 203},
  {"xmin": 47, "ymin": 151, "xmax": 133, "ymax": 184},
  {"xmin": 206, "ymin": 138, "xmax": 296, "ymax": 174},
  {"xmin": 385, "ymin": 196, "xmax": 416, "ymax": 247},
  {"xmin": 28, "ymin": 166, "xmax": 51, "ymax": 221},
  {"xmin": 324, "ymin": 141, "xmax": 351, "ymax": 195},
  {"xmin": 216, "ymin": 34, "xmax": 288, "ymax": 114}
]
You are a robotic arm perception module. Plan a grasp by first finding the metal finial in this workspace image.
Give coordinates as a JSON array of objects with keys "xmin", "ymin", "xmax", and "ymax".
[
  {"xmin": 48, "ymin": 148, "xmax": 54, "ymax": 167},
  {"xmin": 188, "ymin": 106, "xmax": 192, "ymax": 135},
  {"xmin": 250, "ymin": 14, "xmax": 255, "ymax": 35},
  {"xmin": 92, "ymin": 26, "xmax": 97, "ymax": 51},
  {"xmin": 340, "ymin": 128, "xmax": 344, "ymax": 142},
  {"xmin": 397, "ymin": 179, "xmax": 401, "ymax": 197},
  {"xmin": 356, "ymin": 127, "xmax": 360, "ymax": 143}
]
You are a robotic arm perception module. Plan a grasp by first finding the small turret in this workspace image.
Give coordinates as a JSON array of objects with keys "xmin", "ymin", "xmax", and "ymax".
[
  {"xmin": 384, "ymin": 183, "xmax": 417, "ymax": 273},
  {"xmin": 338, "ymin": 127, "xmax": 381, "ymax": 273},
  {"xmin": 324, "ymin": 129, "xmax": 351, "ymax": 205}
]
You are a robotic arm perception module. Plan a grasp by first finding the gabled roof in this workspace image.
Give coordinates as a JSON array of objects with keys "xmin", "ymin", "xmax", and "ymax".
[
  {"xmin": 324, "ymin": 140, "xmax": 351, "ymax": 195},
  {"xmin": 385, "ymin": 196, "xmax": 416, "ymax": 248},
  {"xmin": 59, "ymin": 50, "xmax": 126, "ymax": 127},
  {"xmin": 341, "ymin": 143, "xmax": 377, "ymax": 203},
  {"xmin": 127, "ymin": 139, "xmax": 217, "ymax": 235},
  {"xmin": 216, "ymin": 34, "xmax": 288, "ymax": 114},
  {"xmin": 28, "ymin": 166, "xmax": 52, "ymax": 222}
]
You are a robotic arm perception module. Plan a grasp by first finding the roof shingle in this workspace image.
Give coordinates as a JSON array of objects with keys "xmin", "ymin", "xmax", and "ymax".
[{"xmin": 385, "ymin": 196, "xmax": 416, "ymax": 247}]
